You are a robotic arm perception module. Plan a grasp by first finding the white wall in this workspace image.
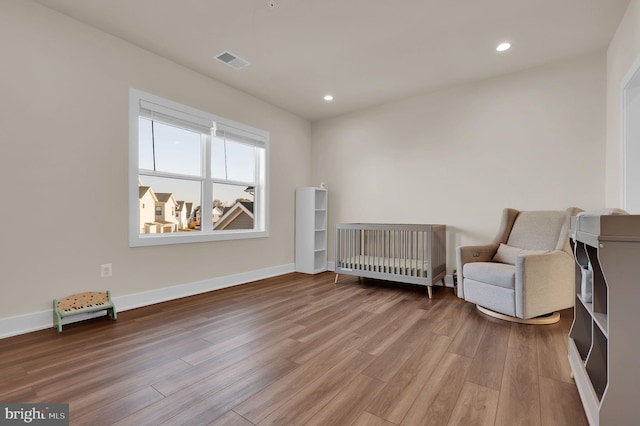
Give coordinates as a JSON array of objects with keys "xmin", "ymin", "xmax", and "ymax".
[
  {"xmin": 606, "ymin": 0, "xmax": 639, "ymax": 207},
  {"xmin": 0, "ymin": 1, "xmax": 311, "ymax": 321},
  {"xmin": 311, "ymin": 53, "xmax": 606, "ymax": 270}
]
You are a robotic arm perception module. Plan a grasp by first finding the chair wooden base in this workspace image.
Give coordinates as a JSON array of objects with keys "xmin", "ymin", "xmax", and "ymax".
[{"xmin": 476, "ymin": 305, "xmax": 560, "ymax": 325}]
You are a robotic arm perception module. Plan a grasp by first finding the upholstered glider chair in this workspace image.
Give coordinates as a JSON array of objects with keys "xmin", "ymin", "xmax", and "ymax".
[{"xmin": 456, "ymin": 207, "xmax": 581, "ymax": 324}]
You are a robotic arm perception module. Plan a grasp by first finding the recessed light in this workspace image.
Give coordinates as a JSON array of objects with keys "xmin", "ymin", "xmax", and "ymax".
[
  {"xmin": 496, "ymin": 42, "xmax": 511, "ymax": 52},
  {"xmin": 324, "ymin": 94, "xmax": 334, "ymax": 102}
]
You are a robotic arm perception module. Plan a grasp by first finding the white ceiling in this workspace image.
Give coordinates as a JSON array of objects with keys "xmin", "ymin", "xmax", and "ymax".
[{"xmin": 34, "ymin": 0, "xmax": 630, "ymax": 121}]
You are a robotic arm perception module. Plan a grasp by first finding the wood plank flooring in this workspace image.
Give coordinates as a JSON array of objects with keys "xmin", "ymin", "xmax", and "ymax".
[{"xmin": 0, "ymin": 272, "xmax": 587, "ymax": 426}]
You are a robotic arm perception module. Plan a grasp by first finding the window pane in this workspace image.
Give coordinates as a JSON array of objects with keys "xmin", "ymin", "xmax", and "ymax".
[
  {"xmin": 226, "ymin": 141, "xmax": 255, "ymax": 182},
  {"xmin": 211, "ymin": 133, "xmax": 256, "ymax": 183},
  {"xmin": 213, "ymin": 183, "xmax": 255, "ymax": 231},
  {"xmin": 139, "ymin": 118, "xmax": 201, "ymax": 176},
  {"xmin": 138, "ymin": 175, "xmax": 202, "ymax": 234}
]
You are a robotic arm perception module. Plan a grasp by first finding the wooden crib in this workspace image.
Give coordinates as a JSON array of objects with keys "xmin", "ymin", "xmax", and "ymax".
[{"xmin": 334, "ymin": 223, "xmax": 446, "ymax": 298}]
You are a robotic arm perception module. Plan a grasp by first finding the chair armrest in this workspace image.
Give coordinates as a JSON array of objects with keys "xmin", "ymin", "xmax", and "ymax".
[
  {"xmin": 456, "ymin": 244, "xmax": 499, "ymax": 298},
  {"xmin": 515, "ymin": 250, "xmax": 575, "ymax": 318},
  {"xmin": 457, "ymin": 244, "xmax": 499, "ymax": 264}
]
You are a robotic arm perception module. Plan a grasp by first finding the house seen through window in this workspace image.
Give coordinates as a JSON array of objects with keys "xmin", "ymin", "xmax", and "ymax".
[{"xmin": 129, "ymin": 89, "xmax": 268, "ymax": 247}]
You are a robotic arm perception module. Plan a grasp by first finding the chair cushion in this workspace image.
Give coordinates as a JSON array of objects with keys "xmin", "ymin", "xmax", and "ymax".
[
  {"xmin": 507, "ymin": 211, "xmax": 565, "ymax": 250},
  {"xmin": 462, "ymin": 279, "xmax": 516, "ymax": 317},
  {"xmin": 463, "ymin": 262, "xmax": 515, "ymax": 289},
  {"xmin": 492, "ymin": 243, "xmax": 550, "ymax": 265}
]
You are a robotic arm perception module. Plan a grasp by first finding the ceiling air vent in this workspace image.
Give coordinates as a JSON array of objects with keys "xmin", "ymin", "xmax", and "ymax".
[{"xmin": 215, "ymin": 51, "xmax": 250, "ymax": 70}]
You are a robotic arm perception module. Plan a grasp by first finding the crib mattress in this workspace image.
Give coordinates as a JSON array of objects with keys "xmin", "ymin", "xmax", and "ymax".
[{"xmin": 338, "ymin": 255, "xmax": 428, "ymax": 277}]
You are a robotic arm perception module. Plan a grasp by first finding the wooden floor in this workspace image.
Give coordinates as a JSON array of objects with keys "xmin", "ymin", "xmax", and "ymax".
[{"xmin": 0, "ymin": 272, "xmax": 587, "ymax": 426}]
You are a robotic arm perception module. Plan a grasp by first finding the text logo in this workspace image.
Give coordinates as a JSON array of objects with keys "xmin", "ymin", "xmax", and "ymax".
[{"xmin": 1, "ymin": 404, "xmax": 68, "ymax": 425}]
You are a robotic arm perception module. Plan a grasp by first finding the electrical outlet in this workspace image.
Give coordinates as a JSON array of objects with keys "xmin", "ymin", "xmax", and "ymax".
[{"xmin": 101, "ymin": 263, "xmax": 112, "ymax": 278}]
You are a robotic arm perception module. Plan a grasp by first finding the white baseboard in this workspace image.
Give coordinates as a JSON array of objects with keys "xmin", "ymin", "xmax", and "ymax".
[{"xmin": 0, "ymin": 263, "xmax": 295, "ymax": 339}]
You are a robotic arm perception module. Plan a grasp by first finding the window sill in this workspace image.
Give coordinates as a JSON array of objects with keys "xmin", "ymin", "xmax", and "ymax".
[{"xmin": 129, "ymin": 230, "xmax": 269, "ymax": 247}]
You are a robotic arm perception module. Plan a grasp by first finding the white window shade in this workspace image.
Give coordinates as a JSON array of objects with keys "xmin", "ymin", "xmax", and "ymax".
[
  {"xmin": 214, "ymin": 122, "xmax": 267, "ymax": 148},
  {"xmin": 140, "ymin": 99, "xmax": 212, "ymax": 134}
]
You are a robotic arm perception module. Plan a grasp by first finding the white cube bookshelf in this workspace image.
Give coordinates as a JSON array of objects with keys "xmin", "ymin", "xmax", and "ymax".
[{"xmin": 295, "ymin": 187, "xmax": 327, "ymax": 274}]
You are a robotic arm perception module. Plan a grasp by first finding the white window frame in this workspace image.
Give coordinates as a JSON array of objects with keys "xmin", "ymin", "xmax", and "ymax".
[{"xmin": 129, "ymin": 89, "xmax": 269, "ymax": 247}]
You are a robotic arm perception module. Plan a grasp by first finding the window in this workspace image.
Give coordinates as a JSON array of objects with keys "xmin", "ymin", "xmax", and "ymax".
[{"xmin": 129, "ymin": 89, "xmax": 268, "ymax": 247}]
